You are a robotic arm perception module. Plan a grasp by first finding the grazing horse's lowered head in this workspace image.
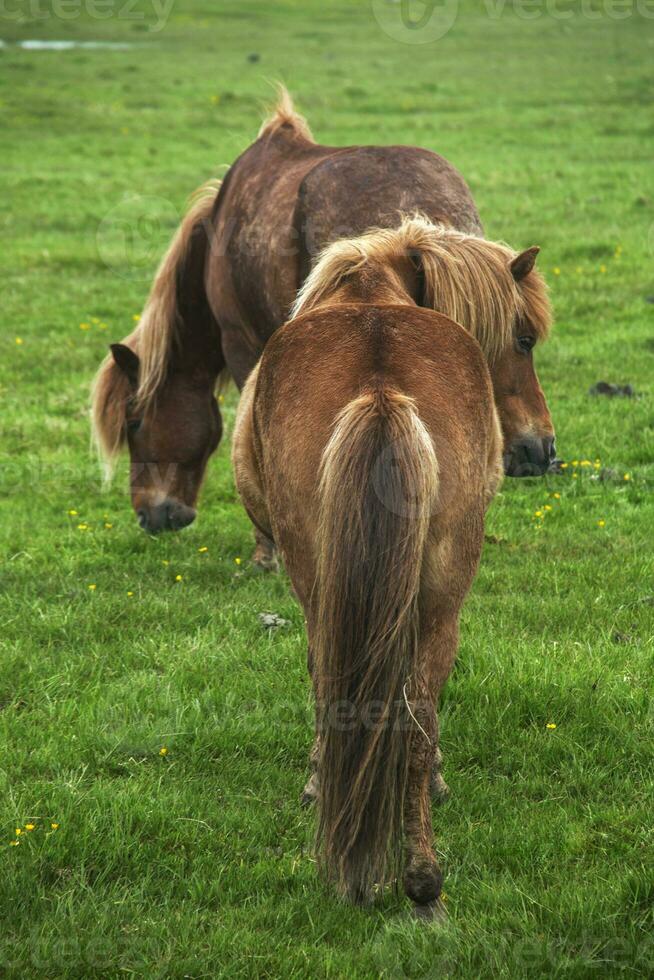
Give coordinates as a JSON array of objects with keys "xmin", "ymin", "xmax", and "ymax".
[
  {"xmin": 293, "ymin": 214, "xmax": 555, "ymax": 477},
  {"xmin": 90, "ymin": 181, "xmax": 226, "ymax": 533}
]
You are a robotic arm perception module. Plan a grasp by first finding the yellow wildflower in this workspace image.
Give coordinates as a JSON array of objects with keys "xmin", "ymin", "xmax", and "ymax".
[
  {"xmin": 599, "ymin": 264, "xmax": 607, "ymax": 274},
  {"xmin": 544, "ymin": 505, "xmax": 552, "ymax": 511},
  {"xmin": 15, "ymin": 828, "xmax": 22, "ymax": 836},
  {"xmin": 127, "ymin": 591, "xmax": 134, "ymax": 597},
  {"xmin": 572, "ymin": 460, "xmax": 579, "ymax": 467},
  {"xmin": 159, "ymin": 746, "xmax": 168, "ymax": 756},
  {"xmin": 25, "ymin": 824, "xmax": 35, "ymax": 831},
  {"xmin": 77, "ymin": 523, "xmax": 88, "ymax": 531},
  {"xmin": 15, "ymin": 337, "xmax": 23, "ymax": 345},
  {"xmin": 51, "ymin": 823, "xmax": 59, "ymax": 830},
  {"xmin": 552, "ymin": 492, "xmax": 561, "ymax": 499},
  {"xmin": 198, "ymin": 546, "xmax": 208, "ymax": 553},
  {"xmin": 546, "ymin": 723, "xmax": 557, "ymax": 730},
  {"xmin": 79, "ymin": 323, "xmax": 90, "ymax": 330},
  {"xmin": 162, "ymin": 560, "xmax": 169, "ymax": 567},
  {"xmin": 132, "ymin": 314, "xmax": 140, "ymax": 322},
  {"xmin": 104, "ymin": 522, "xmax": 113, "ymax": 529},
  {"xmin": 624, "ymin": 473, "xmax": 631, "ymax": 481},
  {"xmin": 9, "ymin": 840, "xmax": 20, "ymax": 846},
  {"xmin": 68, "ymin": 509, "xmax": 78, "ymax": 516},
  {"xmin": 553, "ymin": 267, "xmax": 560, "ymax": 276},
  {"xmin": 234, "ymin": 557, "xmax": 242, "ymax": 565},
  {"xmin": 175, "ymin": 574, "xmax": 183, "ymax": 582},
  {"xmin": 597, "ymin": 520, "xmax": 606, "ymax": 528},
  {"xmin": 560, "ymin": 463, "xmax": 568, "ymax": 469},
  {"xmin": 534, "ymin": 510, "xmax": 543, "ymax": 518},
  {"xmin": 88, "ymin": 584, "xmax": 97, "ymax": 592}
]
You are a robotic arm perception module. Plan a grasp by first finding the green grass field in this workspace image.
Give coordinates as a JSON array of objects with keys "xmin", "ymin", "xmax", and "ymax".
[{"xmin": 1, "ymin": 1, "xmax": 653, "ymax": 975}]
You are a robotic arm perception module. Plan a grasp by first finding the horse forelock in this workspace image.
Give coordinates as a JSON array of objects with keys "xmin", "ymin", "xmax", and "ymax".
[{"xmin": 292, "ymin": 215, "xmax": 551, "ymax": 360}]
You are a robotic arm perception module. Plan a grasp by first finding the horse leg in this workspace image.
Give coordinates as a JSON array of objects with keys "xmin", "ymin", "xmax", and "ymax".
[
  {"xmin": 301, "ymin": 733, "xmax": 320, "ymax": 806},
  {"xmin": 252, "ymin": 527, "xmax": 279, "ymax": 572},
  {"xmin": 404, "ymin": 617, "xmax": 459, "ymax": 916},
  {"xmin": 430, "ymin": 724, "xmax": 450, "ymax": 804},
  {"xmin": 402, "ymin": 679, "xmax": 442, "ymax": 911},
  {"xmin": 301, "ymin": 642, "xmax": 320, "ymax": 805}
]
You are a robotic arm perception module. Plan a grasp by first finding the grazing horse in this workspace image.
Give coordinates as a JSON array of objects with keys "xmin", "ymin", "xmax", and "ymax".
[
  {"xmin": 92, "ymin": 89, "xmax": 555, "ymax": 552},
  {"xmin": 232, "ymin": 216, "xmax": 552, "ymax": 913}
]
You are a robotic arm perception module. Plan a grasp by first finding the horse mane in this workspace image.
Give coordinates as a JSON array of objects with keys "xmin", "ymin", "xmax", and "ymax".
[
  {"xmin": 90, "ymin": 178, "xmax": 222, "ymax": 475},
  {"xmin": 292, "ymin": 214, "xmax": 551, "ymax": 361},
  {"xmin": 258, "ymin": 84, "xmax": 314, "ymax": 143}
]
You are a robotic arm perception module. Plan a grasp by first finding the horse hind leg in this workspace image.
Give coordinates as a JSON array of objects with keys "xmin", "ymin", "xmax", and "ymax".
[
  {"xmin": 252, "ymin": 528, "xmax": 279, "ymax": 572},
  {"xmin": 430, "ymin": 735, "xmax": 450, "ymax": 804},
  {"xmin": 402, "ymin": 685, "xmax": 443, "ymax": 914}
]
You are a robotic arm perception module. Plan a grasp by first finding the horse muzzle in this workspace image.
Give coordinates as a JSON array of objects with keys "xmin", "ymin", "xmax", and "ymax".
[
  {"xmin": 137, "ymin": 499, "xmax": 197, "ymax": 533},
  {"xmin": 503, "ymin": 436, "xmax": 556, "ymax": 477}
]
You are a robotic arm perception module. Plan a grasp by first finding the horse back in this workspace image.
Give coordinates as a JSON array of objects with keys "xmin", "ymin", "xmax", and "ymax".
[{"xmin": 251, "ymin": 303, "xmax": 500, "ymax": 602}]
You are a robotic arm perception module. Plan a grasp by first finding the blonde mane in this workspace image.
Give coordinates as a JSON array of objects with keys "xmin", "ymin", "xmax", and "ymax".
[
  {"xmin": 258, "ymin": 84, "xmax": 314, "ymax": 142},
  {"xmin": 90, "ymin": 178, "xmax": 222, "ymax": 474},
  {"xmin": 292, "ymin": 215, "xmax": 551, "ymax": 361}
]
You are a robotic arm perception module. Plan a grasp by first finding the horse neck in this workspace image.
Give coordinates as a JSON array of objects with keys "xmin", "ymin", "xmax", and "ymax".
[
  {"xmin": 330, "ymin": 256, "xmax": 418, "ymax": 309},
  {"xmin": 170, "ymin": 298, "xmax": 223, "ymax": 381}
]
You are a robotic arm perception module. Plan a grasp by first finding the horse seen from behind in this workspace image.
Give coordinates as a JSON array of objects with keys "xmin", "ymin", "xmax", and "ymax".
[{"xmin": 232, "ymin": 216, "xmax": 553, "ymax": 915}]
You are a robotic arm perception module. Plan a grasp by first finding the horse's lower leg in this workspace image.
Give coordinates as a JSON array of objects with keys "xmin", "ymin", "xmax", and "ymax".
[
  {"xmin": 301, "ymin": 734, "xmax": 320, "ymax": 806},
  {"xmin": 430, "ymin": 727, "xmax": 450, "ymax": 804},
  {"xmin": 252, "ymin": 527, "xmax": 278, "ymax": 571},
  {"xmin": 403, "ymin": 692, "xmax": 442, "ymax": 909}
]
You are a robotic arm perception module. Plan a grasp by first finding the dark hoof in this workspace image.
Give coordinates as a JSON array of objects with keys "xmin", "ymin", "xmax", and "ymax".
[
  {"xmin": 251, "ymin": 551, "xmax": 279, "ymax": 573},
  {"xmin": 411, "ymin": 898, "xmax": 447, "ymax": 923},
  {"xmin": 404, "ymin": 859, "xmax": 442, "ymax": 906},
  {"xmin": 430, "ymin": 771, "xmax": 450, "ymax": 804},
  {"xmin": 300, "ymin": 773, "xmax": 319, "ymax": 807}
]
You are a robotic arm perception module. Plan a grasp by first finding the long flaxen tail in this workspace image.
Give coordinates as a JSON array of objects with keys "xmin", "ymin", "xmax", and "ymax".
[{"xmin": 314, "ymin": 386, "xmax": 439, "ymax": 903}]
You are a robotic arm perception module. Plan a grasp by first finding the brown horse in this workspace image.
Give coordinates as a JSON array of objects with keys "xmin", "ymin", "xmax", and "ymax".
[
  {"xmin": 92, "ymin": 89, "xmax": 554, "ymax": 549},
  {"xmin": 232, "ymin": 216, "xmax": 552, "ymax": 913}
]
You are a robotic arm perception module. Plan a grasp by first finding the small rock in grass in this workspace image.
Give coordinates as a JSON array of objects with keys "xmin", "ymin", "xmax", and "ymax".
[
  {"xmin": 259, "ymin": 612, "xmax": 290, "ymax": 630},
  {"xmin": 247, "ymin": 52, "xmax": 260, "ymax": 63},
  {"xmin": 588, "ymin": 381, "xmax": 635, "ymax": 398}
]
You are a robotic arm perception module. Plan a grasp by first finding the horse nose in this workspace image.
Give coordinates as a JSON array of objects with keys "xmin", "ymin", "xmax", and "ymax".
[
  {"xmin": 543, "ymin": 436, "xmax": 556, "ymax": 464},
  {"xmin": 504, "ymin": 436, "xmax": 553, "ymax": 477},
  {"xmin": 136, "ymin": 500, "xmax": 196, "ymax": 533}
]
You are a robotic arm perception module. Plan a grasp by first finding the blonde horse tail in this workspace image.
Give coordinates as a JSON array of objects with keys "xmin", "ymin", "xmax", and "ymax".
[{"xmin": 314, "ymin": 386, "xmax": 439, "ymax": 903}]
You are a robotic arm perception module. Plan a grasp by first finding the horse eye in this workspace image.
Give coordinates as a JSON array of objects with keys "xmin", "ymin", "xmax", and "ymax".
[
  {"xmin": 517, "ymin": 335, "xmax": 535, "ymax": 354},
  {"xmin": 126, "ymin": 418, "xmax": 142, "ymax": 435}
]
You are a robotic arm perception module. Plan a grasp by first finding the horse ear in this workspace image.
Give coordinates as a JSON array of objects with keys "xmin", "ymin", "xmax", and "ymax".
[
  {"xmin": 510, "ymin": 246, "xmax": 540, "ymax": 282},
  {"xmin": 110, "ymin": 343, "xmax": 140, "ymax": 387}
]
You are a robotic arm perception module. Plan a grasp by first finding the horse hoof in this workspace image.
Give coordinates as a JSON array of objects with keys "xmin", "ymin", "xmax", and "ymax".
[
  {"xmin": 404, "ymin": 859, "xmax": 442, "ymax": 906},
  {"xmin": 411, "ymin": 898, "xmax": 447, "ymax": 923},
  {"xmin": 300, "ymin": 773, "xmax": 319, "ymax": 807},
  {"xmin": 430, "ymin": 773, "xmax": 450, "ymax": 804},
  {"xmin": 252, "ymin": 551, "xmax": 279, "ymax": 573}
]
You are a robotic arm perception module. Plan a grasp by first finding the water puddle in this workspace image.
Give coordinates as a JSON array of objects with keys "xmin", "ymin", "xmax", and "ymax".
[{"xmin": 2, "ymin": 40, "xmax": 135, "ymax": 51}]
